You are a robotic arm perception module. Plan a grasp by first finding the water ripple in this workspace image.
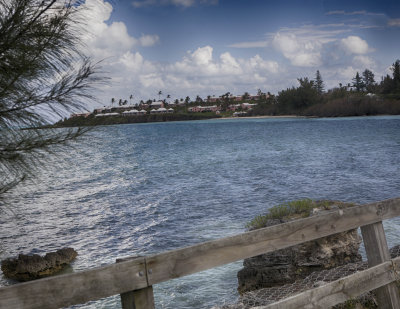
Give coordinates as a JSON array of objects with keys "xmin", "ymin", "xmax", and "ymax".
[{"xmin": 1, "ymin": 116, "xmax": 400, "ymax": 308}]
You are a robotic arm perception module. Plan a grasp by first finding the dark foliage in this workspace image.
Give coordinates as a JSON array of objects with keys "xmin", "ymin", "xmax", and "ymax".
[
  {"xmin": 0, "ymin": 0, "xmax": 102, "ymax": 207},
  {"xmin": 55, "ymin": 113, "xmax": 222, "ymax": 127}
]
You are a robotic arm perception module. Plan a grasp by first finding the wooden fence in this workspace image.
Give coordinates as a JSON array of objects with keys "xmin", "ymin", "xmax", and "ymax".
[{"xmin": 1, "ymin": 197, "xmax": 400, "ymax": 309}]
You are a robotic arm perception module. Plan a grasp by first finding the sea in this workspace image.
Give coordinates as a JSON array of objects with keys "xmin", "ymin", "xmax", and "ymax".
[{"xmin": 1, "ymin": 116, "xmax": 400, "ymax": 308}]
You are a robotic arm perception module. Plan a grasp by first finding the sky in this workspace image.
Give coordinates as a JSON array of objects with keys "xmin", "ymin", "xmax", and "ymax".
[{"xmin": 77, "ymin": 0, "xmax": 400, "ymax": 107}]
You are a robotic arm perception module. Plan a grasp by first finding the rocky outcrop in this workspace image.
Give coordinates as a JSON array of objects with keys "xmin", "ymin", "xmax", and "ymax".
[
  {"xmin": 1, "ymin": 248, "xmax": 77, "ymax": 281},
  {"xmin": 238, "ymin": 201, "xmax": 362, "ymax": 294}
]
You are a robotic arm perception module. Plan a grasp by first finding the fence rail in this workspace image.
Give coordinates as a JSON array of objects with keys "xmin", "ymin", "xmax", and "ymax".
[{"xmin": 1, "ymin": 197, "xmax": 400, "ymax": 309}]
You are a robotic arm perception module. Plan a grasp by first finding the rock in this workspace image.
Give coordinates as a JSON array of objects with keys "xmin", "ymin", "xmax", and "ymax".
[
  {"xmin": 1, "ymin": 248, "xmax": 77, "ymax": 281},
  {"xmin": 238, "ymin": 201, "xmax": 362, "ymax": 294}
]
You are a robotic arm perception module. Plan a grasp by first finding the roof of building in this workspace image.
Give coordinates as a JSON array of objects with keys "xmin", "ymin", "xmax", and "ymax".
[{"xmin": 123, "ymin": 109, "xmax": 139, "ymax": 113}]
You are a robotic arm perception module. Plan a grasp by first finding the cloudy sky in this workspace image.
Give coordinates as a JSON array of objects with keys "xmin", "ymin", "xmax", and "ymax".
[{"xmin": 78, "ymin": 0, "xmax": 400, "ymax": 107}]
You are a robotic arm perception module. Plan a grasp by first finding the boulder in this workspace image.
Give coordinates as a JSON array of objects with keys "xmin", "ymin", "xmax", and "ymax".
[
  {"xmin": 1, "ymin": 247, "xmax": 77, "ymax": 281},
  {"xmin": 238, "ymin": 201, "xmax": 362, "ymax": 294}
]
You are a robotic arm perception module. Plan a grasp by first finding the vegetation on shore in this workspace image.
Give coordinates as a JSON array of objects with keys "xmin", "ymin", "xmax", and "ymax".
[
  {"xmin": 54, "ymin": 59, "xmax": 400, "ymax": 128},
  {"xmin": 249, "ymin": 61, "xmax": 400, "ymax": 117},
  {"xmin": 246, "ymin": 199, "xmax": 356, "ymax": 230},
  {"xmin": 55, "ymin": 112, "xmax": 221, "ymax": 127}
]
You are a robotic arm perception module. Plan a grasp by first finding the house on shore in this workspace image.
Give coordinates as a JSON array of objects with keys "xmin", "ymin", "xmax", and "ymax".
[
  {"xmin": 95, "ymin": 112, "xmax": 120, "ymax": 117},
  {"xmin": 150, "ymin": 107, "xmax": 173, "ymax": 114},
  {"xmin": 188, "ymin": 105, "xmax": 220, "ymax": 113},
  {"xmin": 241, "ymin": 103, "xmax": 257, "ymax": 109},
  {"xmin": 70, "ymin": 112, "xmax": 91, "ymax": 118},
  {"xmin": 122, "ymin": 109, "xmax": 148, "ymax": 116},
  {"xmin": 150, "ymin": 101, "xmax": 164, "ymax": 109}
]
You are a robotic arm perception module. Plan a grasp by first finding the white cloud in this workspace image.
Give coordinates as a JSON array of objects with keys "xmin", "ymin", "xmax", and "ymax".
[
  {"xmin": 352, "ymin": 55, "xmax": 375, "ymax": 69},
  {"xmin": 388, "ymin": 19, "xmax": 400, "ymax": 27},
  {"xmin": 326, "ymin": 10, "xmax": 384, "ymax": 17},
  {"xmin": 192, "ymin": 46, "xmax": 213, "ymax": 66},
  {"xmin": 220, "ymin": 52, "xmax": 241, "ymax": 74},
  {"xmin": 138, "ymin": 34, "xmax": 160, "ymax": 47},
  {"xmin": 265, "ymin": 24, "xmax": 377, "ymax": 70},
  {"xmin": 132, "ymin": 0, "xmax": 216, "ymax": 8},
  {"xmin": 118, "ymin": 51, "xmax": 157, "ymax": 72},
  {"xmin": 337, "ymin": 66, "xmax": 358, "ymax": 81},
  {"xmin": 272, "ymin": 33, "xmax": 322, "ymax": 67},
  {"xmin": 107, "ymin": 44, "xmax": 281, "ymax": 100},
  {"xmin": 140, "ymin": 73, "xmax": 165, "ymax": 89},
  {"xmin": 228, "ymin": 41, "xmax": 268, "ymax": 48},
  {"xmin": 340, "ymin": 36, "xmax": 370, "ymax": 54},
  {"xmin": 248, "ymin": 55, "xmax": 279, "ymax": 74},
  {"xmin": 269, "ymin": 24, "xmax": 349, "ymax": 44},
  {"xmin": 76, "ymin": 0, "xmax": 159, "ymax": 61},
  {"xmin": 75, "ymin": 1, "xmax": 388, "ymax": 106},
  {"xmin": 266, "ymin": 24, "xmax": 356, "ymax": 68},
  {"xmin": 132, "ymin": 0, "xmax": 157, "ymax": 8},
  {"xmin": 172, "ymin": 0, "xmax": 195, "ymax": 6}
]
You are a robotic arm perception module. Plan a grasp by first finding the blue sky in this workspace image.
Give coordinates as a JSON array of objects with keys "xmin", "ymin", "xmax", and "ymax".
[{"xmin": 78, "ymin": 0, "xmax": 400, "ymax": 106}]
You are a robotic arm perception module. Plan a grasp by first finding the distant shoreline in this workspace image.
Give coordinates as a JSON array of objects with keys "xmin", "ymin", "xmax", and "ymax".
[{"xmin": 54, "ymin": 112, "xmax": 400, "ymax": 128}]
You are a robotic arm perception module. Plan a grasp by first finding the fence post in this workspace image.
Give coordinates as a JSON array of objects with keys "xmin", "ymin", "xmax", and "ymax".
[
  {"xmin": 361, "ymin": 221, "xmax": 400, "ymax": 309},
  {"xmin": 116, "ymin": 257, "xmax": 155, "ymax": 309}
]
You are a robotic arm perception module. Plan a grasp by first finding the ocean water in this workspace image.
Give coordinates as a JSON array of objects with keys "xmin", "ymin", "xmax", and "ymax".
[{"xmin": 1, "ymin": 116, "xmax": 400, "ymax": 308}]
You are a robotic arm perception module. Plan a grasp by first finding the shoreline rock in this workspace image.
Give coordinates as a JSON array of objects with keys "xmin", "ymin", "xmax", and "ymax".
[
  {"xmin": 1, "ymin": 247, "xmax": 77, "ymax": 282},
  {"xmin": 238, "ymin": 201, "xmax": 362, "ymax": 294}
]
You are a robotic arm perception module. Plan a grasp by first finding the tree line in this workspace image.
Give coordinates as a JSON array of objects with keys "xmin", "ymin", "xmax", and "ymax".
[{"xmin": 250, "ymin": 60, "xmax": 400, "ymax": 117}]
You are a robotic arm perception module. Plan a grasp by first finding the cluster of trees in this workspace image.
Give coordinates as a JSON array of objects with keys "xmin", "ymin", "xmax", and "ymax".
[
  {"xmin": 380, "ymin": 60, "xmax": 400, "ymax": 95},
  {"xmin": 57, "ymin": 111, "xmax": 220, "ymax": 127},
  {"xmin": 110, "ymin": 95, "xmax": 134, "ymax": 107},
  {"xmin": 250, "ymin": 60, "xmax": 400, "ymax": 117},
  {"xmin": 121, "ymin": 89, "xmax": 272, "ymax": 110}
]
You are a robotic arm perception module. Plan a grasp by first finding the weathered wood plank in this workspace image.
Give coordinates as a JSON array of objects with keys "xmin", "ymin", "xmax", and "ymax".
[
  {"xmin": 361, "ymin": 222, "xmax": 400, "ymax": 309},
  {"xmin": 258, "ymin": 256, "xmax": 400, "ymax": 309},
  {"xmin": 120, "ymin": 287, "xmax": 155, "ymax": 309},
  {"xmin": 120, "ymin": 291, "xmax": 136, "ymax": 309},
  {"xmin": 0, "ymin": 257, "xmax": 147, "ymax": 309},
  {"xmin": 145, "ymin": 198, "xmax": 400, "ymax": 285},
  {"xmin": 361, "ymin": 222, "xmax": 391, "ymax": 265},
  {"xmin": 0, "ymin": 197, "xmax": 399, "ymax": 308},
  {"xmin": 117, "ymin": 256, "xmax": 155, "ymax": 309}
]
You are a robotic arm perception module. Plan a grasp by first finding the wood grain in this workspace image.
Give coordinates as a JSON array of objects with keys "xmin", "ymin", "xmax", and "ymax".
[
  {"xmin": 120, "ymin": 287, "xmax": 155, "ymax": 309},
  {"xmin": 0, "ymin": 197, "xmax": 399, "ymax": 308},
  {"xmin": 361, "ymin": 222, "xmax": 400, "ymax": 309},
  {"xmin": 0, "ymin": 257, "xmax": 147, "ymax": 309},
  {"xmin": 145, "ymin": 198, "xmax": 400, "ymax": 285},
  {"xmin": 259, "ymin": 256, "xmax": 400, "ymax": 309}
]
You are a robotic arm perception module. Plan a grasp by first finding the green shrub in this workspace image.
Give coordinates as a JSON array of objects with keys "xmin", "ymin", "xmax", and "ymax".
[{"xmin": 246, "ymin": 199, "xmax": 341, "ymax": 230}]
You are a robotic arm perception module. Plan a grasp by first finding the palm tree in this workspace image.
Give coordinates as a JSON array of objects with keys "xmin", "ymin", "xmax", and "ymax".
[
  {"xmin": 118, "ymin": 99, "xmax": 123, "ymax": 106},
  {"xmin": 111, "ymin": 98, "xmax": 115, "ymax": 107},
  {"xmin": 165, "ymin": 94, "xmax": 170, "ymax": 107},
  {"xmin": 158, "ymin": 90, "xmax": 162, "ymax": 100},
  {"xmin": 129, "ymin": 94, "xmax": 133, "ymax": 105}
]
